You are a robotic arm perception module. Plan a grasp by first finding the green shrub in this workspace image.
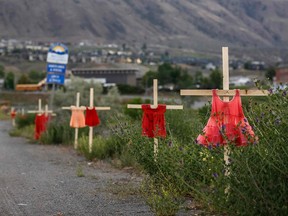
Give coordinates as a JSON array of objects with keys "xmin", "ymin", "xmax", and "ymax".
[
  {"xmin": 117, "ymin": 84, "xmax": 145, "ymax": 94},
  {"xmin": 15, "ymin": 114, "xmax": 35, "ymax": 129},
  {"xmin": 9, "ymin": 125, "xmax": 35, "ymax": 140},
  {"xmin": 40, "ymin": 115, "xmax": 77, "ymax": 145}
]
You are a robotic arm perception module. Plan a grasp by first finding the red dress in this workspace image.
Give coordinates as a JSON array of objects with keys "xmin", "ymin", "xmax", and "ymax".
[
  {"xmin": 85, "ymin": 107, "xmax": 100, "ymax": 127},
  {"xmin": 141, "ymin": 104, "xmax": 166, "ymax": 138},
  {"xmin": 34, "ymin": 114, "xmax": 50, "ymax": 140},
  {"xmin": 197, "ymin": 89, "xmax": 255, "ymax": 147},
  {"xmin": 10, "ymin": 111, "xmax": 17, "ymax": 119}
]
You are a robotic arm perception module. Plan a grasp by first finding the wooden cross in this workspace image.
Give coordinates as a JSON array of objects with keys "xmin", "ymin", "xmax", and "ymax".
[
  {"xmin": 21, "ymin": 108, "xmax": 25, "ymax": 116},
  {"xmin": 10, "ymin": 107, "xmax": 16, "ymax": 127},
  {"xmin": 127, "ymin": 79, "xmax": 183, "ymax": 158},
  {"xmin": 27, "ymin": 99, "xmax": 55, "ymax": 116},
  {"xmin": 180, "ymin": 47, "xmax": 268, "ymax": 177},
  {"xmin": 63, "ymin": 88, "xmax": 111, "ymax": 153},
  {"xmin": 62, "ymin": 92, "xmax": 82, "ymax": 149}
]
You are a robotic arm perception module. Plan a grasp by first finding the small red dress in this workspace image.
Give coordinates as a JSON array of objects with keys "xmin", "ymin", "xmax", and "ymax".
[
  {"xmin": 34, "ymin": 114, "xmax": 50, "ymax": 140},
  {"xmin": 10, "ymin": 111, "xmax": 17, "ymax": 119},
  {"xmin": 141, "ymin": 104, "xmax": 166, "ymax": 138},
  {"xmin": 197, "ymin": 89, "xmax": 255, "ymax": 147},
  {"xmin": 85, "ymin": 107, "xmax": 100, "ymax": 127}
]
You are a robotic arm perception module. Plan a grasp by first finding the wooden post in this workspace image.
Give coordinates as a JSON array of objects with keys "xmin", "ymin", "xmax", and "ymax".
[
  {"xmin": 11, "ymin": 107, "xmax": 16, "ymax": 127},
  {"xmin": 75, "ymin": 93, "xmax": 80, "ymax": 149},
  {"xmin": 222, "ymin": 47, "xmax": 231, "ymax": 177},
  {"xmin": 153, "ymin": 79, "xmax": 159, "ymax": 158},
  {"xmin": 127, "ymin": 79, "xmax": 183, "ymax": 159},
  {"xmin": 88, "ymin": 88, "xmax": 94, "ymax": 153},
  {"xmin": 61, "ymin": 92, "xmax": 82, "ymax": 149}
]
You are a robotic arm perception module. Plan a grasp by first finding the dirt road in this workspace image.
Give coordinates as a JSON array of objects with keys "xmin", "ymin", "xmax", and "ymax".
[{"xmin": 0, "ymin": 121, "xmax": 152, "ymax": 216}]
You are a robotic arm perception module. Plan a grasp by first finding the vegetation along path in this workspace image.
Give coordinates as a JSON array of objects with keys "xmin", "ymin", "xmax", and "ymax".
[{"xmin": 0, "ymin": 120, "xmax": 153, "ymax": 216}]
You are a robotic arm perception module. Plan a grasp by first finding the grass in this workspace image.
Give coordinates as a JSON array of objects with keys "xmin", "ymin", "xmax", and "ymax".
[
  {"xmin": 76, "ymin": 165, "xmax": 85, "ymax": 177},
  {"xmin": 9, "ymin": 125, "xmax": 35, "ymax": 141}
]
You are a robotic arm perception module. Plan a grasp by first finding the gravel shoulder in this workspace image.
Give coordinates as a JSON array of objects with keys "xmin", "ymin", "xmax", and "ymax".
[{"xmin": 0, "ymin": 121, "xmax": 152, "ymax": 216}]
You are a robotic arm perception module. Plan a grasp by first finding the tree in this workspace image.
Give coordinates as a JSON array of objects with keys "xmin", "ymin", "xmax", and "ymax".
[
  {"xmin": 17, "ymin": 74, "xmax": 32, "ymax": 84},
  {"xmin": 4, "ymin": 72, "xmax": 15, "ymax": 90},
  {"xmin": 178, "ymin": 70, "xmax": 193, "ymax": 89},
  {"xmin": 142, "ymin": 70, "xmax": 158, "ymax": 87},
  {"xmin": 28, "ymin": 70, "xmax": 45, "ymax": 83},
  {"xmin": 158, "ymin": 63, "xmax": 173, "ymax": 85},
  {"xmin": 265, "ymin": 67, "xmax": 276, "ymax": 82},
  {"xmin": 0, "ymin": 64, "xmax": 5, "ymax": 78},
  {"xmin": 193, "ymin": 71, "xmax": 204, "ymax": 88},
  {"xmin": 170, "ymin": 66, "xmax": 181, "ymax": 85},
  {"xmin": 209, "ymin": 69, "xmax": 222, "ymax": 89}
]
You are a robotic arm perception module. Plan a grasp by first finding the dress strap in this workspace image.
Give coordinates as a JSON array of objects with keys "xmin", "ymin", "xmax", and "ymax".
[
  {"xmin": 235, "ymin": 89, "xmax": 240, "ymax": 96},
  {"xmin": 212, "ymin": 89, "xmax": 217, "ymax": 96}
]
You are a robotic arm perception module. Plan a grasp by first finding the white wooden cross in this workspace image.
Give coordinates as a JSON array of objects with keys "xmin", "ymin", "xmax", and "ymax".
[
  {"xmin": 63, "ymin": 88, "xmax": 111, "ymax": 153},
  {"xmin": 27, "ymin": 99, "xmax": 55, "ymax": 116},
  {"xmin": 181, "ymin": 47, "xmax": 268, "ymax": 178},
  {"xmin": 10, "ymin": 107, "xmax": 16, "ymax": 127},
  {"xmin": 62, "ymin": 92, "xmax": 82, "ymax": 149},
  {"xmin": 127, "ymin": 79, "xmax": 183, "ymax": 158}
]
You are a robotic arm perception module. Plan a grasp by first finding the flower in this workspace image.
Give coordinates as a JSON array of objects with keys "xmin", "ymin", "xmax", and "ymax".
[
  {"xmin": 268, "ymin": 88, "xmax": 273, "ymax": 94},
  {"xmin": 213, "ymin": 173, "xmax": 218, "ymax": 178}
]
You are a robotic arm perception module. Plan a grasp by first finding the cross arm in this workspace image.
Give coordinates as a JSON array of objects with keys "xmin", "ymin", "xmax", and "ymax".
[
  {"xmin": 127, "ymin": 104, "xmax": 183, "ymax": 109},
  {"xmin": 62, "ymin": 105, "xmax": 111, "ymax": 111},
  {"xmin": 180, "ymin": 89, "xmax": 268, "ymax": 96}
]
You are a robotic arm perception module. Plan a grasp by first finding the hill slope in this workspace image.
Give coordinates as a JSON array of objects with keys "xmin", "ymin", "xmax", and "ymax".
[{"xmin": 0, "ymin": 0, "xmax": 288, "ymax": 52}]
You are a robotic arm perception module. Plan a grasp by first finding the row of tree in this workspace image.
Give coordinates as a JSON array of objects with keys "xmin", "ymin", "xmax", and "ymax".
[
  {"xmin": 0, "ymin": 65, "xmax": 45, "ymax": 90},
  {"xmin": 142, "ymin": 63, "xmax": 223, "ymax": 90}
]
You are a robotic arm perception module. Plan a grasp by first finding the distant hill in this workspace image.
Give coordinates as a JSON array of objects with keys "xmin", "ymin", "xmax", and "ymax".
[{"xmin": 1, "ymin": 0, "xmax": 288, "ymax": 53}]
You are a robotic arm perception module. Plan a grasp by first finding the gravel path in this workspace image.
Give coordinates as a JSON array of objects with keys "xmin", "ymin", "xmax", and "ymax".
[{"xmin": 0, "ymin": 121, "xmax": 153, "ymax": 216}]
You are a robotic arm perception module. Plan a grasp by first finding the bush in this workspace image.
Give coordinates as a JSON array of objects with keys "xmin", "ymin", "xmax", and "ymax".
[
  {"xmin": 15, "ymin": 114, "xmax": 35, "ymax": 129},
  {"xmin": 110, "ymin": 88, "xmax": 288, "ymax": 215},
  {"xmin": 40, "ymin": 114, "xmax": 78, "ymax": 145},
  {"xmin": 117, "ymin": 84, "xmax": 145, "ymax": 95}
]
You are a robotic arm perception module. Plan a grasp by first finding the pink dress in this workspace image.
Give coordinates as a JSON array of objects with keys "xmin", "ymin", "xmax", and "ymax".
[{"xmin": 197, "ymin": 89, "xmax": 256, "ymax": 147}]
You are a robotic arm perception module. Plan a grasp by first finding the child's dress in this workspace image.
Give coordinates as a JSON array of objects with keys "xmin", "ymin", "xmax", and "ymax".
[
  {"xmin": 197, "ymin": 89, "xmax": 255, "ymax": 147},
  {"xmin": 69, "ymin": 106, "xmax": 86, "ymax": 128},
  {"xmin": 141, "ymin": 104, "xmax": 166, "ymax": 138},
  {"xmin": 85, "ymin": 107, "xmax": 100, "ymax": 127},
  {"xmin": 34, "ymin": 114, "xmax": 50, "ymax": 140}
]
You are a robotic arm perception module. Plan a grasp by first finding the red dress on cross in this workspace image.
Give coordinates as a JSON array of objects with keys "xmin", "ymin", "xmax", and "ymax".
[
  {"xmin": 141, "ymin": 104, "xmax": 167, "ymax": 138},
  {"xmin": 34, "ymin": 114, "xmax": 50, "ymax": 140},
  {"xmin": 85, "ymin": 107, "xmax": 100, "ymax": 127},
  {"xmin": 197, "ymin": 89, "xmax": 256, "ymax": 147}
]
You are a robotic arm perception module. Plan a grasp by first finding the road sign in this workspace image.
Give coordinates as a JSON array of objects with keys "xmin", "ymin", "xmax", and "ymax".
[
  {"xmin": 46, "ymin": 74, "xmax": 65, "ymax": 85},
  {"xmin": 47, "ymin": 43, "xmax": 69, "ymax": 64},
  {"xmin": 47, "ymin": 63, "xmax": 66, "ymax": 74}
]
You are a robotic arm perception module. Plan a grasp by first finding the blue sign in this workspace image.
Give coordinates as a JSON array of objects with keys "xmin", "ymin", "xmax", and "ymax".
[
  {"xmin": 46, "ymin": 74, "xmax": 65, "ymax": 85},
  {"xmin": 47, "ymin": 63, "xmax": 66, "ymax": 74}
]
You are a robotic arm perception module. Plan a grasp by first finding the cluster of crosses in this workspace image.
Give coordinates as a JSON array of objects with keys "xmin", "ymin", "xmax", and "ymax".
[{"xmin": 10, "ymin": 47, "xmax": 268, "ymax": 178}]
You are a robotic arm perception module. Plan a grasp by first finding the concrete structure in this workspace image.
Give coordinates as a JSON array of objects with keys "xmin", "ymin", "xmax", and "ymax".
[{"xmin": 71, "ymin": 68, "xmax": 139, "ymax": 86}]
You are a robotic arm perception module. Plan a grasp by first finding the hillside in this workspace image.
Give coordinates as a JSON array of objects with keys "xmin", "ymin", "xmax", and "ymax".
[{"xmin": 0, "ymin": 0, "xmax": 288, "ymax": 52}]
